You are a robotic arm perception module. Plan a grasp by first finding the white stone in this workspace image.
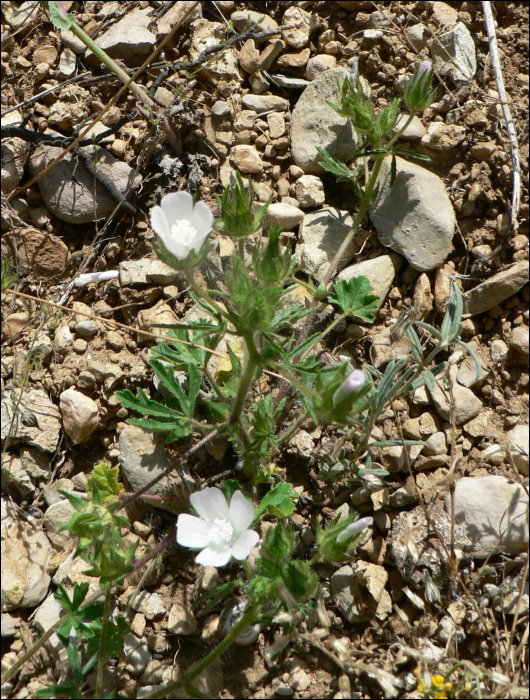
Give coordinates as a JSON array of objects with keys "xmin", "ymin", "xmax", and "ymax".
[
  {"xmin": 338, "ymin": 254, "xmax": 403, "ymax": 312},
  {"xmin": 446, "ymin": 476, "xmax": 528, "ymax": 558},
  {"xmin": 490, "ymin": 339, "xmax": 509, "ymax": 363},
  {"xmin": 167, "ymin": 602, "xmax": 198, "ymax": 635},
  {"xmin": 189, "ymin": 19, "xmax": 242, "ymax": 89},
  {"xmin": 241, "ymin": 94, "xmax": 289, "ymax": 112},
  {"xmin": 132, "ymin": 591, "xmax": 166, "ymax": 620},
  {"xmin": 85, "ymin": 8, "xmax": 156, "ymax": 67},
  {"xmin": 229, "ymin": 145, "xmax": 263, "ymax": 174},
  {"xmin": 282, "ymin": 6, "xmax": 314, "ymax": 48},
  {"xmin": 1, "ymin": 388, "xmax": 61, "ymax": 453},
  {"xmin": 506, "ymin": 424, "xmax": 529, "ymax": 477},
  {"xmin": 59, "ymin": 388, "xmax": 99, "ymax": 445},
  {"xmin": 266, "ymin": 202, "xmax": 304, "ymax": 231}
]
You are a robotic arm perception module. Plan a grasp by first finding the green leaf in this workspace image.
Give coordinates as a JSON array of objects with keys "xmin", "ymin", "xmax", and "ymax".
[
  {"xmin": 204, "ymin": 399, "xmax": 230, "ymax": 421},
  {"xmin": 316, "ymin": 146, "xmax": 357, "ymax": 182},
  {"xmin": 328, "ymin": 276, "xmax": 379, "ymax": 322},
  {"xmin": 48, "ymin": 1, "xmax": 75, "ymax": 30},
  {"xmin": 218, "ymin": 479, "xmax": 240, "ymax": 502},
  {"xmin": 86, "ymin": 615, "xmax": 129, "ymax": 659},
  {"xmin": 86, "ymin": 462, "xmax": 123, "ymax": 502},
  {"xmin": 255, "ymin": 482, "xmax": 298, "ymax": 520},
  {"xmin": 55, "ymin": 583, "xmax": 103, "ymax": 640},
  {"xmin": 1, "ymin": 257, "xmax": 17, "ymax": 292},
  {"xmin": 264, "ymin": 521, "xmax": 294, "ymax": 561}
]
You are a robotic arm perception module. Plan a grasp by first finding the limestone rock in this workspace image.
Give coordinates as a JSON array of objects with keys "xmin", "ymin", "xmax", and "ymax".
[
  {"xmin": 29, "ymin": 145, "xmax": 141, "ymax": 224},
  {"xmin": 1, "ymin": 388, "xmax": 61, "ymax": 453},
  {"xmin": 369, "ymin": 156, "xmax": 455, "ymax": 271},
  {"xmin": 1, "ymin": 497, "xmax": 52, "ymax": 610},
  {"xmin": 431, "ymin": 22, "xmax": 477, "ymax": 82},
  {"xmin": 85, "ymin": 8, "xmax": 156, "ymax": 67},
  {"xmin": 446, "ymin": 476, "xmax": 528, "ymax": 558},
  {"xmin": 282, "ymin": 6, "xmax": 314, "ymax": 49},
  {"xmin": 291, "ymin": 68, "xmax": 357, "ymax": 174},
  {"xmin": 462, "ymin": 261, "xmax": 528, "ymax": 316},
  {"xmin": 60, "ymin": 389, "xmax": 99, "ymax": 445},
  {"xmin": 295, "ymin": 175, "xmax": 325, "ymax": 208},
  {"xmin": 266, "ymin": 202, "xmax": 304, "ymax": 231},
  {"xmin": 189, "ymin": 19, "xmax": 242, "ymax": 90},
  {"xmin": 296, "ymin": 207, "xmax": 354, "ymax": 280}
]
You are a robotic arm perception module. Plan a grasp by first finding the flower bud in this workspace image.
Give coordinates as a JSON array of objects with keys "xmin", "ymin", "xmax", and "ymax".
[
  {"xmin": 404, "ymin": 59, "xmax": 436, "ymax": 111},
  {"xmin": 332, "ymin": 369, "xmax": 366, "ymax": 407},
  {"xmin": 336, "ymin": 516, "xmax": 374, "ymax": 543}
]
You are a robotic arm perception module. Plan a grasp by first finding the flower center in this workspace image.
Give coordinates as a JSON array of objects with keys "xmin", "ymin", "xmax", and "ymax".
[
  {"xmin": 170, "ymin": 219, "xmax": 198, "ymax": 245},
  {"xmin": 208, "ymin": 518, "xmax": 234, "ymax": 546}
]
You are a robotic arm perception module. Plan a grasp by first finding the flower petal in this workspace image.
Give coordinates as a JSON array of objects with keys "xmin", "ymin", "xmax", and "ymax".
[
  {"xmin": 150, "ymin": 205, "xmax": 170, "ymax": 239},
  {"xmin": 161, "ymin": 191, "xmax": 193, "ymax": 225},
  {"xmin": 176, "ymin": 514, "xmax": 212, "ymax": 548},
  {"xmin": 164, "ymin": 234, "xmax": 193, "ymax": 261},
  {"xmin": 190, "ymin": 231, "xmax": 210, "ymax": 255},
  {"xmin": 230, "ymin": 529, "xmax": 260, "ymax": 560},
  {"xmin": 229, "ymin": 490, "xmax": 255, "ymax": 536},
  {"xmin": 195, "ymin": 544, "xmax": 232, "ymax": 567},
  {"xmin": 190, "ymin": 487, "xmax": 230, "ymax": 523},
  {"xmin": 191, "ymin": 200, "xmax": 214, "ymax": 236}
]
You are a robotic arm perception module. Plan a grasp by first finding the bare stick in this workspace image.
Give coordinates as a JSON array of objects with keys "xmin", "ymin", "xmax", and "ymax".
[{"xmin": 481, "ymin": 1, "xmax": 521, "ymax": 230}]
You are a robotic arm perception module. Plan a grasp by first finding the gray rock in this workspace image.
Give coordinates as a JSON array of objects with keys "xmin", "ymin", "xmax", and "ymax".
[
  {"xmin": 1, "ymin": 453, "xmax": 35, "ymax": 497},
  {"xmin": 462, "ymin": 261, "xmax": 529, "ymax": 316},
  {"xmin": 510, "ymin": 326, "xmax": 529, "ymax": 362},
  {"xmin": 406, "ymin": 23, "xmax": 430, "ymax": 50},
  {"xmin": 119, "ymin": 258, "xmax": 181, "ymax": 286},
  {"xmin": 54, "ymin": 324, "xmax": 74, "ymax": 354},
  {"xmin": 330, "ymin": 565, "xmax": 365, "ymax": 623},
  {"xmin": 119, "ymin": 424, "xmax": 193, "ymax": 514},
  {"xmin": 490, "ymin": 339, "xmax": 509, "ymax": 363},
  {"xmin": 58, "ymin": 48, "xmax": 76, "ymax": 79},
  {"xmin": 424, "ymin": 432, "xmax": 447, "ymax": 456},
  {"xmin": 167, "ymin": 602, "xmax": 198, "ymax": 635},
  {"xmin": 229, "ymin": 144, "xmax": 263, "ymax": 174},
  {"xmin": 291, "ymin": 68, "xmax": 358, "ymax": 174},
  {"xmin": 60, "ymin": 389, "xmax": 99, "ymax": 445},
  {"xmin": 506, "ymin": 424, "xmax": 529, "ymax": 477},
  {"xmin": 132, "ymin": 591, "xmax": 166, "ymax": 620},
  {"xmin": 123, "ymin": 632, "xmax": 152, "ymax": 676},
  {"xmin": 85, "ymin": 8, "xmax": 156, "ymax": 67},
  {"xmin": 42, "ymin": 478, "xmax": 74, "ymax": 507},
  {"xmin": 305, "ymin": 54, "xmax": 337, "ymax": 80},
  {"xmin": 430, "ymin": 378, "xmax": 482, "ymax": 425},
  {"xmin": 296, "ymin": 207, "xmax": 355, "ymax": 280},
  {"xmin": 446, "ymin": 476, "xmax": 528, "ymax": 558},
  {"xmin": 295, "ymin": 175, "xmax": 325, "ymax": 208},
  {"xmin": 392, "ymin": 114, "xmax": 426, "ymax": 140},
  {"xmin": 1, "ymin": 613, "xmax": 19, "ymax": 638},
  {"xmin": 421, "ymin": 122, "xmax": 466, "ymax": 151},
  {"xmin": 338, "ymin": 254, "xmax": 402, "ymax": 312},
  {"xmin": 2, "ymin": 111, "xmax": 28, "ymax": 194},
  {"xmin": 74, "ymin": 317, "xmax": 99, "ymax": 338},
  {"xmin": 1, "ymin": 388, "xmax": 61, "ymax": 452},
  {"xmin": 266, "ymin": 202, "xmax": 304, "ymax": 231},
  {"xmin": 457, "ymin": 354, "xmax": 490, "ymax": 387},
  {"xmin": 390, "ymin": 487, "xmax": 419, "ymax": 507},
  {"xmin": 34, "ymin": 594, "xmax": 66, "ymax": 657},
  {"xmin": 29, "ymin": 145, "xmax": 141, "ymax": 224},
  {"xmin": 369, "ymin": 156, "xmax": 455, "ymax": 271},
  {"xmin": 271, "ymin": 74, "xmax": 310, "ymax": 89},
  {"xmin": 1, "ymin": 496, "xmax": 52, "ymax": 610},
  {"xmin": 431, "ymin": 22, "xmax": 477, "ymax": 83},
  {"xmin": 43, "ymin": 500, "xmax": 77, "ymax": 549}
]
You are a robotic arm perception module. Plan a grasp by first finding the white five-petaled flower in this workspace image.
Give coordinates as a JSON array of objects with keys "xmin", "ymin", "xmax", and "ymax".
[
  {"xmin": 176, "ymin": 487, "xmax": 259, "ymax": 567},
  {"xmin": 150, "ymin": 191, "xmax": 213, "ymax": 261},
  {"xmin": 332, "ymin": 369, "xmax": 366, "ymax": 407},
  {"xmin": 336, "ymin": 516, "xmax": 374, "ymax": 543},
  {"xmin": 74, "ymin": 270, "xmax": 119, "ymax": 286}
]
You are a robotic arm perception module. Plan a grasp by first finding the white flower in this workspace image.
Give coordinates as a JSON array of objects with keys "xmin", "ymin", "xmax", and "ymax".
[
  {"xmin": 74, "ymin": 270, "xmax": 118, "ymax": 286},
  {"xmin": 332, "ymin": 369, "xmax": 366, "ymax": 407},
  {"xmin": 336, "ymin": 516, "xmax": 373, "ymax": 543},
  {"xmin": 150, "ymin": 191, "xmax": 213, "ymax": 261},
  {"xmin": 176, "ymin": 487, "xmax": 259, "ymax": 567}
]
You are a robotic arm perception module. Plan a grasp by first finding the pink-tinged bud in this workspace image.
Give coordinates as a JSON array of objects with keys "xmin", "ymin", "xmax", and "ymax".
[
  {"xmin": 336, "ymin": 516, "xmax": 374, "ymax": 543},
  {"xmin": 57, "ymin": 1, "xmax": 68, "ymax": 18},
  {"xmin": 417, "ymin": 59, "xmax": 432, "ymax": 87},
  {"xmin": 332, "ymin": 369, "xmax": 366, "ymax": 407}
]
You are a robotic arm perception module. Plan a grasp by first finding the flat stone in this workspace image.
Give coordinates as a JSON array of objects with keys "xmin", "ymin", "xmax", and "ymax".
[
  {"xmin": 406, "ymin": 23, "xmax": 430, "ymax": 51},
  {"xmin": 241, "ymin": 94, "xmax": 289, "ymax": 113},
  {"xmin": 421, "ymin": 122, "xmax": 466, "ymax": 150},
  {"xmin": 431, "ymin": 22, "xmax": 477, "ymax": 82},
  {"xmin": 352, "ymin": 560, "xmax": 392, "ymax": 620},
  {"xmin": 338, "ymin": 254, "xmax": 402, "ymax": 312},
  {"xmin": 276, "ymin": 48, "xmax": 311, "ymax": 70},
  {"xmin": 167, "ymin": 602, "xmax": 198, "ymax": 635},
  {"xmin": 462, "ymin": 261, "xmax": 529, "ymax": 316},
  {"xmin": 85, "ymin": 8, "xmax": 156, "ymax": 67},
  {"xmin": 430, "ymin": 377, "xmax": 482, "ymax": 425},
  {"xmin": 296, "ymin": 207, "xmax": 355, "ymax": 280},
  {"xmin": 189, "ymin": 19, "xmax": 242, "ymax": 90},
  {"xmin": 230, "ymin": 10, "xmax": 278, "ymax": 39},
  {"xmin": 270, "ymin": 74, "xmax": 310, "ymax": 89},
  {"xmin": 29, "ymin": 145, "xmax": 141, "ymax": 224},
  {"xmin": 330, "ymin": 565, "xmax": 365, "ymax": 623},
  {"xmin": 490, "ymin": 339, "xmax": 509, "ymax": 363},
  {"xmin": 229, "ymin": 145, "xmax": 263, "ymax": 174},
  {"xmin": 295, "ymin": 175, "xmax": 325, "ymax": 208},
  {"xmin": 457, "ymin": 353, "xmax": 490, "ymax": 388},
  {"xmin": 60, "ymin": 389, "xmax": 99, "ymax": 445},
  {"xmin": 463, "ymin": 411, "xmax": 492, "ymax": 439},
  {"xmin": 119, "ymin": 258, "xmax": 181, "ymax": 286},
  {"xmin": 1, "ymin": 388, "xmax": 61, "ymax": 452},
  {"xmin": 392, "ymin": 114, "xmax": 426, "ymax": 140},
  {"xmin": 305, "ymin": 54, "xmax": 337, "ymax": 80},
  {"xmin": 119, "ymin": 424, "xmax": 193, "ymax": 513},
  {"xmin": 446, "ymin": 476, "xmax": 528, "ymax": 558},
  {"xmin": 369, "ymin": 156, "xmax": 455, "ymax": 271},
  {"xmin": 43, "ymin": 499, "xmax": 77, "ymax": 549},
  {"xmin": 282, "ymin": 6, "xmax": 314, "ymax": 49},
  {"xmin": 238, "ymin": 38, "xmax": 260, "ymax": 73},
  {"xmin": 133, "ymin": 591, "xmax": 166, "ymax": 620},
  {"xmin": 1, "ymin": 497, "xmax": 52, "ymax": 610},
  {"xmin": 266, "ymin": 202, "xmax": 304, "ymax": 231},
  {"xmin": 506, "ymin": 424, "xmax": 529, "ymax": 477},
  {"xmin": 291, "ymin": 67, "xmax": 357, "ymax": 174}
]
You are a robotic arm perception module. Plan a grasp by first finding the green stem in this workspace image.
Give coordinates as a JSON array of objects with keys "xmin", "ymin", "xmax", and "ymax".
[
  {"xmin": 144, "ymin": 603, "xmax": 261, "ymax": 699},
  {"xmin": 95, "ymin": 586, "xmax": 112, "ymax": 698},
  {"xmin": 229, "ymin": 337, "xmax": 258, "ymax": 424},
  {"xmin": 185, "ymin": 271, "xmax": 234, "ymax": 324}
]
